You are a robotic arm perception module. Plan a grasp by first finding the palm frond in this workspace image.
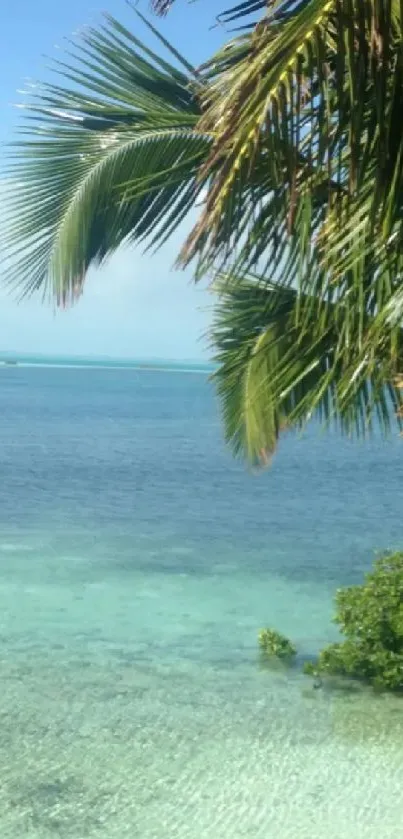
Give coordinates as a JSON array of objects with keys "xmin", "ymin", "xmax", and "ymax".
[
  {"xmin": 150, "ymin": 0, "xmax": 269, "ymax": 25},
  {"xmin": 1, "ymin": 11, "xmax": 211, "ymax": 305},
  {"xmin": 186, "ymin": 0, "xmax": 402, "ymax": 258},
  {"xmin": 212, "ymin": 273, "xmax": 403, "ymax": 465},
  {"xmin": 178, "ymin": 0, "xmax": 403, "ymax": 418}
]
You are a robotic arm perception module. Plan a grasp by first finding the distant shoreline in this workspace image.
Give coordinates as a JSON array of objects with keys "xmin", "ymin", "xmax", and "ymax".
[{"xmin": 0, "ymin": 359, "xmax": 212, "ymax": 375}]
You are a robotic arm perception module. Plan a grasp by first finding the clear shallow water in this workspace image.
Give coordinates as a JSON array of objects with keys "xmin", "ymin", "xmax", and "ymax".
[{"xmin": 0, "ymin": 366, "xmax": 402, "ymax": 839}]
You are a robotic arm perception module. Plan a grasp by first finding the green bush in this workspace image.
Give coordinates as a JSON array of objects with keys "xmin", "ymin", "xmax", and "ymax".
[
  {"xmin": 307, "ymin": 552, "xmax": 403, "ymax": 692},
  {"xmin": 258, "ymin": 628, "xmax": 297, "ymax": 660}
]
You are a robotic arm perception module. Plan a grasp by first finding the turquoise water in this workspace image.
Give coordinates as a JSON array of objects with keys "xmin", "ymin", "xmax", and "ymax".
[{"xmin": 0, "ymin": 365, "xmax": 403, "ymax": 839}]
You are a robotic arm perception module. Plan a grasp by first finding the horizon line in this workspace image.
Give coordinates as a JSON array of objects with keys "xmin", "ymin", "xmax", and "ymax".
[{"xmin": 0, "ymin": 350, "xmax": 212, "ymax": 366}]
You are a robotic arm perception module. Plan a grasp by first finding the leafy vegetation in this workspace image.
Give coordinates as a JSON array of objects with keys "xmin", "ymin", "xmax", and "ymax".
[
  {"xmin": 304, "ymin": 553, "xmax": 403, "ymax": 692},
  {"xmin": 258, "ymin": 628, "xmax": 297, "ymax": 660},
  {"xmin": 1, "ymin": 1, "xmax": 403, "ymax": 463}
]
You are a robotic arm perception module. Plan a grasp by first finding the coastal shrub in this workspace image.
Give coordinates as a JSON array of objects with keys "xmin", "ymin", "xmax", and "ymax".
[
  {"xmin": 258, "ymin": 628, "xmax": 297, "ymax": 660},
  {"xmin": 305, "ymin": 552, "xmax": 403, "ymax": 692}
]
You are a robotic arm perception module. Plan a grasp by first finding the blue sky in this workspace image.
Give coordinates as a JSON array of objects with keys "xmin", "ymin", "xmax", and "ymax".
[{"xmin": 0, "ymin": 1, "xmax": 225, "ymax": 360}]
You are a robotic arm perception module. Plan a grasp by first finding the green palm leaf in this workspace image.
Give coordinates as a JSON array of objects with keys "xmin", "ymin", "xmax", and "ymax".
[
  {"xmin": 212, "ymin": 273, "xmax": 403, "ymax": 465},
  {"xmin": 179, "ymin": 0, "xmax": 403, "ymax": 431},
  {"xmin": 2, "ymin": 11, "xmax": 211, "ymax": 305},
  {"xmin": 185, "ymin": 0, "xmax": 403, "ymax": 273}
]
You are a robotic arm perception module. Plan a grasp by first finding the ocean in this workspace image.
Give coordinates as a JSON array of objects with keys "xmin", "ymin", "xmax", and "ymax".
[{"xmin": 0, "ymin": 363, "xmax": 402, "ymax": 839}]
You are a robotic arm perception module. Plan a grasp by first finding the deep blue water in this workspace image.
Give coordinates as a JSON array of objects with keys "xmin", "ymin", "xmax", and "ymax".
[
  {"xmin": 0, "ymin": 366, "xmax": 402, "ymax": 839},
  {"xmin": 1, "ymin": 365, "xmax": 401, "ymax": 584}
]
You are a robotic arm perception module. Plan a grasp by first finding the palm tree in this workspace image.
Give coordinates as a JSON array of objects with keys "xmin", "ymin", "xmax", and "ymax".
[{"xmin": 1, "ymin": 1, "xmax": 403, "ymax": 465}]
